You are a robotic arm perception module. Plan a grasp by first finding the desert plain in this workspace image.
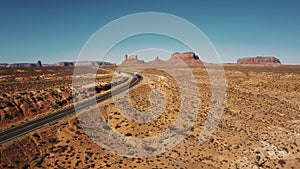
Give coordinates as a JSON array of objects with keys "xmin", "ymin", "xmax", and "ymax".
[{"xmin": 0, "ymin": 65, "xmax": 299, "ymax": 169}]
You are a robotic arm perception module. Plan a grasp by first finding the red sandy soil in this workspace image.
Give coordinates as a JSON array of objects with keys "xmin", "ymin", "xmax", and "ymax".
[
  {"xmin": 0, "ymin": 65, "xmax": 299, "ymax": 168},
  {"xmin": 0, "ymin": 66, "xmax": 117, "ymax": 130}
]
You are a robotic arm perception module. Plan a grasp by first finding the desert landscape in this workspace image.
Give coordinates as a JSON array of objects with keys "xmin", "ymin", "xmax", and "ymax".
[
  {"xmin": 0, "ymin": 66, "xmax": 129, "ymax": 130},
  {"xmin": 1, "ymin": 0, "xmax": 300, "ymax": 168},
  {"xmin": 0, "ymin": 54, "xmax": 299, "ymax": 168}
]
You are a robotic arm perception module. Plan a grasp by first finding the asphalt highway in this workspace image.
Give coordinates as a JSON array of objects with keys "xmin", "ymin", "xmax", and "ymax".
[{"xmin": 0, "ymin": 73, "xmax": 141, "ymax": 144}]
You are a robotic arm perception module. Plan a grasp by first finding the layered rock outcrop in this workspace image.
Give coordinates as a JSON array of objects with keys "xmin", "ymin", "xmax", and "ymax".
[
  {"xmin": 56, "ymin": 61, "xmax": 116, "ymax": 66},
  {"xmin": 237, "ymin": 56, "xmax": 281, "ymax": 65},
  {"xmin": 120, "ymin": 52, "xmax": 203, "ymax": 66},
  {"xmin": 147, "ymin": 56, "xmax": 166, "ymax": 65},
  {"xmin": 169, "ymin": 52, "xmax": 203, "ymax": 65},
  {"xmin": 121, "ymin": 55, "xmax": 145, "ymax": 65}
]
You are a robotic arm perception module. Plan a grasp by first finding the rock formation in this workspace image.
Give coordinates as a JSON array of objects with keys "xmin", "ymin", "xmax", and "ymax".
[
  {"xmin": 36, "ymin": 60, "xmax": 42, "ymax": 67},
  {"xmin": 120, "ymin": 52, "xmax": 203, "ymax": 66},
  {"xmin": 237, "ymin": 56, "xmax": 281, "ymax": 65},
  {"xmin": 57, "ymin": 62, "xmax": 74, "ymax": 66},
  {"xmin": 121, "ymin": 55, "xmax": 145, "ymax": 65},
  {"xmin": 0, "ymin": 63, "xmax": 8, "ymax": 67},
  {"xmin": 74, "ymin": 61, "xmax": 116, "ymax": 66},
  {"xmin": 147, "ymin": 56, "xmax": 166, "ymax": 65},
  {"xmin": 169, "ymin": 52, "xmax": 203, "ymax": 65},
  {"xmin": 57, "ymin": 61, "xmax": 115, "ymax": 66},
  {"xmin": 7, "ymin": 63, "xmax": 36, "ymax": 67},
  {"xmin": 98, "ymin": 61, "xmax": 117, "ymax": 66}
]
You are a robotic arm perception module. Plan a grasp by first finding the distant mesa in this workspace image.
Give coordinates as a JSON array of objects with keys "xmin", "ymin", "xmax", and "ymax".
[
  {"xmin": 0, "ymin": 60, "xmax": 115, "ymax": 68},
  {"xmin": 57, "ymin": 62, "xmax": 74, "ymax": 66},
  {"xmin": 169, "ymin": 52, "xmax": 202, "ymax": 65},
  {"xmin": 74, "ymin": 61, "xmax": 116, "ymax": 66},
  {"xmin": 0, "ymin": 60, "xmax": 43, "ymax": 68},
  {"xmin": 0, "ymin": 63, "xmax": 9, "ymax": 67},
  {"xmin": 57, "ymin": 61, "xmax": 116, "ymax": 66},
  {"xmin": 120, "ymin": 52, "xmax": 203, "ymax": 66},
  {"xmin": 0, "ymin": 54, "xmax": 285, "ymax": 68},
  {"xmin": 237, "ymin": 56, "xmax": 281, "ymax": 65}
]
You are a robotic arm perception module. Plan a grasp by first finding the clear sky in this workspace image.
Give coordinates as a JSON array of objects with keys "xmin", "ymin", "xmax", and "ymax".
[{"xmin": 0, "ymin": 0, "xmax": 299, "ymax": 64}]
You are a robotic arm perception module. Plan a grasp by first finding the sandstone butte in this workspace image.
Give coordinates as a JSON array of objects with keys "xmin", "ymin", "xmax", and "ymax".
[
  {"xmin": 121, "ymin": 52, "xmax": 203, "ymax": 66},
  {"xmin": 237, "ymin": 56, "xmax": 281, "ymax": 65}
]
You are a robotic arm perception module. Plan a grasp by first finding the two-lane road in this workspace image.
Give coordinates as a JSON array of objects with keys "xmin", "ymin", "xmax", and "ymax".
[{"xmin": 0, "ymin": 72, "xmax": 141, "ymax": 144}]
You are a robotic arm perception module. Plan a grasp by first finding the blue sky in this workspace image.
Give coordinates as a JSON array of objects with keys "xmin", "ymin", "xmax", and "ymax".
[{"xmin": 0, "ymin": 0, "xmax": 299, "ymax": 64}]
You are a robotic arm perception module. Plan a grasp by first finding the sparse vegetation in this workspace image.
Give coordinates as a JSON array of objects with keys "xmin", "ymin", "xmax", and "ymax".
[
  {"xmin": 0, "ymin": 66, "xmax": 119, "ymax": 130},
  {"xmin": 48, "ymin": 138, "xmax": 58, "ymax": 144},
  {"xmin": 0, "ymin": 66, "xmax": 299, "ymax": 168}
]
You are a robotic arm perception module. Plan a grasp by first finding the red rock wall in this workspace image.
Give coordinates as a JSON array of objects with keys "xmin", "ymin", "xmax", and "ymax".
[{"xmin": 237, "ymin": 57, "xmax": 281, "ymax": 65}]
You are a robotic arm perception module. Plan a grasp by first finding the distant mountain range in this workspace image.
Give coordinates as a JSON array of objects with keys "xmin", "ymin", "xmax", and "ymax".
[
  {"xmin": 121, "ymin": 52, "xmax": 282, "ymax": 66},
  {"xmin": 0, "ymin": 54, "xmax": 283, "ymax": 68},
  {"xmin": 0, "ymin": 61, "xmax": 116, "ymax": 68}
]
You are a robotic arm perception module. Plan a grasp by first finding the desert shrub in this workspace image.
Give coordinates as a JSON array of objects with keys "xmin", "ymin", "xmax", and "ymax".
[
  {"xmin": 75, "ymin": 160, "xmax": 81, "ymax": 167},
  {"xmin": 57, "ymin": 146, "xmax": 67, "ymax": 153},
  {"xmin": 51, "ymin": 103, "xmax": 59, "ymax": 109},
  {"xmin": 125, "ymin": 133, "xmax": 132, "ymax": 136},
  {"xmin": 48, "ymin": 147, "xmax": 54, "ymax": 152},
  {"xmin": 36, "ymin": 96, "xmax": 43, "ymax": 101},
  {"xmin": 72, "ymin": 119, "xmax": 79, "ymax": 125},
  {"xmin": 48, "ymin": 138, "xmax": 58, "ymax": 144},
  {"xmin": 55, "ymin": 100, "xmax": 66, "ymax": 106},
  {"xmin": 35, "ymin": 158, "xmax": 44, "ymax": 167},
  {"xmin": 13, "ymin": 160, "xmax": 20, "ymax": 164},
  {"xmin": 278, "ymin": 159, "xmax": 286, "ymax": 167},
  {"xmin": 57, "ymin": 166, "xmax": 65, "ymax": 169},
  {"xmin": 32, "ymin": 133, "xmax": 40, "ymax": 139},
  {"xmin": 86, "ymin": 151, "xmax": 93, "ymax": 157},
  {"xmin": 39, "ymin": 141, "xmax": 46, "ymax": 145},
  {"xmin": 22, "ymin": 164, "xmax": 30, "ymax": 169}
]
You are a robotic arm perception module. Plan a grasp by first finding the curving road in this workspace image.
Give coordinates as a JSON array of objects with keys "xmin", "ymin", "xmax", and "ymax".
[{"xmin": 0, "ymin": 72, "xmax": 142, "ymax": 144}]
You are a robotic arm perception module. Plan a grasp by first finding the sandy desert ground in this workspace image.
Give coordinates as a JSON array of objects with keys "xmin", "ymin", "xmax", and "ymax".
[
  {"xmin": 0, "ymin": 65, "xmax": 299, "ymax": 168},
  {"xmin": 0, "ymin": 66, "xmax": 127, "ymax": 130}
]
